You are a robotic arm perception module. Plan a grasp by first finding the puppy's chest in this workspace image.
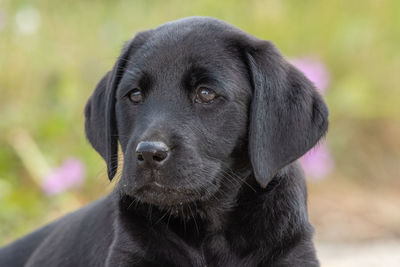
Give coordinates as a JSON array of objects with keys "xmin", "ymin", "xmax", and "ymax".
[
  {"xmin": 148, "ymin": 233, "xmax": 244, "ymax": 267},
  {"xmin": 115, "ymin": 208, "xmax": 258, "ymax": 266},
  {"xmin": 114, "ymin": 223, "xmax": 248, "ymax": 267}
]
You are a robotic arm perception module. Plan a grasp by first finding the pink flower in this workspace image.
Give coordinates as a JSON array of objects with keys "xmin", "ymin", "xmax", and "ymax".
[
  {"xmin": 291, "ymin": 57, "xmax": 331, "ymax": 93},
  {"xmin": 300, "ymin": 143, "xmax": 334, "ymax": 180},
  {"xmin": 292, "ymin": 56, "xmax": 334, "ymax": 179},
  {"xmin": 41, "ymin": 158, "xmax": 85, "ymax": 195}
]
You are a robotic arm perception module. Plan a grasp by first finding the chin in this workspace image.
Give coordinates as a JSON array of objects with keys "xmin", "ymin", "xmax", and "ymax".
[{"xmin": 132, "ymin": 182, "xmax": 200, "ymax": 206}]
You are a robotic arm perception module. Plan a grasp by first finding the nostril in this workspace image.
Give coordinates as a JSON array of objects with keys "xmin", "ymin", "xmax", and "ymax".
[
  {"xmin": 137, "ymin": 153, "xmax": 144, "ymax": 162},
  {"xmin": 153, "ymin": 151, "xmax": 168, "ymax": 162}
]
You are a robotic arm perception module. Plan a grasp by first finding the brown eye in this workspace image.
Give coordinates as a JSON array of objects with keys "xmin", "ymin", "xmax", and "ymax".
[
  {"xmin": 128, "ymin": 89, "xmax": 143, "ymax": 103},
  {"xmin": 196, "ymin": 87, "xmax": 216, "ymax": 103}
]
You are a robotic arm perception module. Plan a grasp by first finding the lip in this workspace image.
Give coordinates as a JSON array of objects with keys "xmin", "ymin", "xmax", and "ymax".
[
  {"xmin": 152, "ymin": 182, "xmax": 165, "ymax": 188},
  {"xmin": 133, "ymin": 182, "xmax": 200, "ymax": 206},
  {"xmin": 138, "ymin": 182, "xmax": 197, "ymax": 197},
  {"xmin": 139, "ymin": 182, "xmax": 176, "ymax": 193}
]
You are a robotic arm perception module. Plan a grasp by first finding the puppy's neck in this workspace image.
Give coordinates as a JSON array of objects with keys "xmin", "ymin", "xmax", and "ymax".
[{"xmin": 111, "ymin": 164, "xmax": 310, "ymax": 265}]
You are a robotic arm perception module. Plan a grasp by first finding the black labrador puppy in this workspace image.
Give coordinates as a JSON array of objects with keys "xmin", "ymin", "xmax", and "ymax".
[{"xmin": 0, "ymin": 17, "xmax": 328, "ymax": 266}]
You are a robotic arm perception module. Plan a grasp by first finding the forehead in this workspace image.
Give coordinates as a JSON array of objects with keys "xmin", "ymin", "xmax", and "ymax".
[{"xmin": 126, "ymin": 26, "xmax": 243, "ymax": 84}]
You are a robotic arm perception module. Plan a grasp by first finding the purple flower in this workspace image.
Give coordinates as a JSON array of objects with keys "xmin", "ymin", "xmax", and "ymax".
[
  {"xmin": 291, "ymin": 57, "xmax": 330, "ymax": 93},
  {"xmin": 300, "ymin": 142, "xmax": 334, "ymax": 180},
  {"xmin": 41, "ymin": 158, "xmax": 85, "ymax": 195}
]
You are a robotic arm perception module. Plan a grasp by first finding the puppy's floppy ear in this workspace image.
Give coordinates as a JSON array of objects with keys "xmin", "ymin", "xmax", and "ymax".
[
  {"xmin": 246, "ymin": 40, "xmax": 329, "ymax": 187},
  {"xmin": 84, "ymin": 32, "xmax": 149, "ymax": 180}
]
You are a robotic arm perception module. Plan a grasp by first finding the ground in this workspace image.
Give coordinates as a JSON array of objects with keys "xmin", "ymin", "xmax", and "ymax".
[{"xmin": 308, "ymin": 178, "xmax": 400, "ymax": 266}]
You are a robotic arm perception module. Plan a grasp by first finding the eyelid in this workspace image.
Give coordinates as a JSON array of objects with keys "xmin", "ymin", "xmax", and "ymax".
[
  {"xmin": 196, "ymin": 84, "xmax": 227, "ymax": 99},
  {"xmin": 122, "ymin": 87, "xmax": 142, "ymax": 98},
  {"xmin": 196, "ymin": 84, "xmax": 216, "ymax": 93}
]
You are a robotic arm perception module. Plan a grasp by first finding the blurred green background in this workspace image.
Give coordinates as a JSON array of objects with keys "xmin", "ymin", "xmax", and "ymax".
[{"xmin": 0, "ymin": 0, "xmax": 399, "ymax": 262}]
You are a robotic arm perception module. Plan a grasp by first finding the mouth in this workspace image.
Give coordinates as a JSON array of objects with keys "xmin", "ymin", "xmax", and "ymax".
[{"xmin": 133, "ymin": 182, "xmax": 202, "ymax": 206}]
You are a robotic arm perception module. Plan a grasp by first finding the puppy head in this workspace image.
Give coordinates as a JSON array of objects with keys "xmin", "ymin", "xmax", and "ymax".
[{"xmin": 85, "ymin": 17, "xmax": 328, "ymax": 207}]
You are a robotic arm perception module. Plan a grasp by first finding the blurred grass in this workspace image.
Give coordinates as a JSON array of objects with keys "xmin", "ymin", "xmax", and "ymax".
[{"xmin": 0, "ymin": 0, "xmax": 399, "ymax": 245}]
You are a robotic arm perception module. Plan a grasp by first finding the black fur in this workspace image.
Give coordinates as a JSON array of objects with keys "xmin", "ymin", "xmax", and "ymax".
[{"xmin": 0, "ymin": 17, "xmax": 328, "ymax": 266}]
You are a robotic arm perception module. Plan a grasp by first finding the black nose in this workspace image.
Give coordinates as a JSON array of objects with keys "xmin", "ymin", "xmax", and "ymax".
[{"xmin": 136, "ymin": 141, "xmax": 169, "ymax": 167}]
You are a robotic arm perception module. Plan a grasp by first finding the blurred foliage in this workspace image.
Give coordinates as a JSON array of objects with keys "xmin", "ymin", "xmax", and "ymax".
[{"xmin": 0, "ymin": 0, "xmax": 399, "ymax": 245}]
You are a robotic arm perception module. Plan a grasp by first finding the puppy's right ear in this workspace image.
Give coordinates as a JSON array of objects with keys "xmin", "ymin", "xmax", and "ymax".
[
  {"xmin": 84, "ymin": 32, "xmax": 149, "ymax": 180},
  {"xmin": 84, "ymin": 71, "xmax": 115, "ymax": 179}
]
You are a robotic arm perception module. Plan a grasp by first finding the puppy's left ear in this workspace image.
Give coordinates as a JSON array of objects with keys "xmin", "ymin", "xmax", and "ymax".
[{"xmin": 246, "ymin": 40, "xmax": 329, "ymax": 187}]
